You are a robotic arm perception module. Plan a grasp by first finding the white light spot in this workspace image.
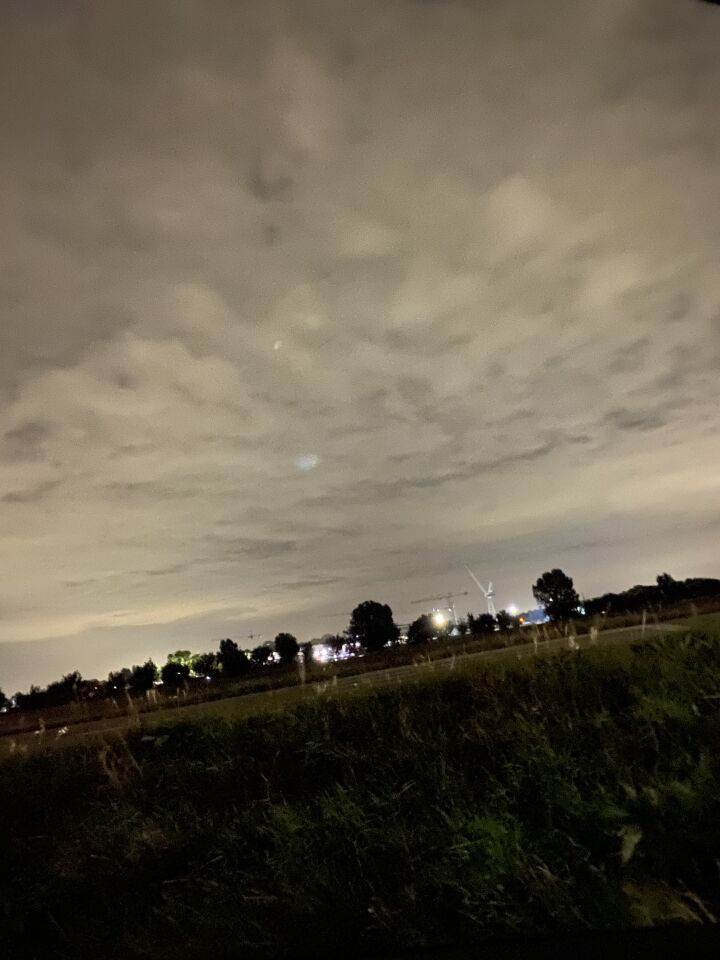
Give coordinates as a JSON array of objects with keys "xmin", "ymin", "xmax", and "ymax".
[
  {"xmin": 273, "ymin": 339, "xmax": 283, "ymax": 351},
  {"xmin": 295, "ymin": 453, "xmax": 320, "ymax": 471}
]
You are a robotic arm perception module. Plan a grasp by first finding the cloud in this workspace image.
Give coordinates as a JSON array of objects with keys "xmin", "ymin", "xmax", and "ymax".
[
  {"xmin": 2, "ymin": 480, "xmax": 60, "ymax": 504},
  {"xmin": 2, "ymin": 420, "xmax": 51, "ymax": 462},
  {"xmin": 0, "ymin": 0, "xmax": 719, "ymax": 690},
  {"xmin": 604, "ymin": 408, "xmax": 670, "ymax": 434}
]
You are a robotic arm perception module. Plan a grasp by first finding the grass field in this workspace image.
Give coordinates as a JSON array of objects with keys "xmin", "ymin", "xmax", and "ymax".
[
  {"xmin": 2, "ymin": 619, "xmax": 720, "ymax": 958},
  {"xmin": 1, "ymin": 620, "xmax": 691, "ymax": 758},
  {"xmin": 0, "ymin": 615, "xmax": 704, "ymax": 759},
  {"xmin": 8, "ymin": 600, "xmax": 720, "ymax": 750},
  {"xmin": 674, "ymin": 613, "xmax": 720, "ymax": 633}
]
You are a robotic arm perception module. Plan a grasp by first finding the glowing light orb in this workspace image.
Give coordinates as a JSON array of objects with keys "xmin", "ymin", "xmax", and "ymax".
[{"xmin": 295, "ymin": 453, "xmax": 320, "ymax": 471}]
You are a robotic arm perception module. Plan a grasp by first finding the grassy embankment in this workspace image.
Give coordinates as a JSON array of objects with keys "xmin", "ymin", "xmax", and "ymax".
[
  {"xmin": 5, "ymin": 597, "xmax": 719, "ymax": 743},
  {"xmin": 2, "ymin": 624, "xmax": 720, "ymax": 959}
]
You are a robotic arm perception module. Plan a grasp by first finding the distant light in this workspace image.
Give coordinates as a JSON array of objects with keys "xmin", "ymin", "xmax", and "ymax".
[
  {"xmin": 432, "ymin": 611, "xmax": 446, "ymax": 628},
  {"xmin": 273, "ymin": 340, "xmax": 283, "ymax": 351},
  {"xmin": 508, "ymin": 604, "xmax": 519, "ymax": 617},
  {"xmin": 295, "ymin": 453, "xmax": 320, "ymax": 471}
]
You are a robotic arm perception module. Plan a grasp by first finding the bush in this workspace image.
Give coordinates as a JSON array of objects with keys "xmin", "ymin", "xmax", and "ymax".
[{"xmin": 2, "ymin": 630, "xmax": 720, "ymax": 958}]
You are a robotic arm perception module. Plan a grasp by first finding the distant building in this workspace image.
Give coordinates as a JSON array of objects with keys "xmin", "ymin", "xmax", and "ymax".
[{"xmin": 520, "ymin": 607, "xmax": 549, "ymax": 625}]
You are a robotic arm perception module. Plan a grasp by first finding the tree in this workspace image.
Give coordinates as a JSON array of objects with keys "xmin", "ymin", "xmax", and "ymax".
[
  {"xmin": 470, "ymin": 613, "xmax": 496, "ymax": 635},
  {"xmin": 324, "ymin": 634, "xmax": 345, "ymax": 657},
  {"xmin": 496, "ymin": 609, "xmax": 520, "ymax": 634},
  {"xmin": 167, "ymin": 650, "xmax": 194, "ymax": 669},
  {"xmin": 107, "ymin": 668, "xmax": 131, "ymax": 698},
  {"xmin": 348, "ymin": 601, "xmax": 400, "ymax": 652},
  {"xmin": 218, "ymin": 638, "xmax": 250, "ymax": 677},
  {"xmin": 532, "ymin": 569, "xmax": 580, "ymax": 622},
  {"xmin": 251, "ymin": 644, "xmax": 273, "ymax": 667},
  {"xmin": 128, "ymin": 660, "xmax": 157, "ymax": 693},
  {"xmin": 275, "ymin": 632, "xmax": 300, "ymax": 665},
  {"xmin": 193, "ymin": 652, "xmax": 220, "ymax": 679},
  {"xmin": 43, "ymin": 671, "xmax": 82, "ymax": 707},
  {"xmin": 0, "ymin": 688, "xmax": 8, "ymax": 711},
  {"xmin": 407, "ymin": 614, "xmax": 435, "ymax": 645},
  {"xmin": 161, "ymin": 659, "xmax": 190, "ymax": 688},
  {"xmin": 301, "ymin": 641, "xmax": 314, "ymax": 664},
  {"xmin": 656, "ymin": 573, "xmax": 686, "ymax": 605}
]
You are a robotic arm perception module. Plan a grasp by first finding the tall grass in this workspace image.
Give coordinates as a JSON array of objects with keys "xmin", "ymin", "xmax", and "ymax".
[
  {"xmin": 5, "ymin": 600, "xmax": 719, "ymax": 742},
  {"xmin": 2, "ymin": 630, "xmax": 720, "ymax": 958}
]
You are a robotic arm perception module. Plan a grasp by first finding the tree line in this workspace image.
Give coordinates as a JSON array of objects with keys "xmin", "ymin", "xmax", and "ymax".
[{"xmin": 2, "ymin": 570, "xmax": 718, "ymax": 714}]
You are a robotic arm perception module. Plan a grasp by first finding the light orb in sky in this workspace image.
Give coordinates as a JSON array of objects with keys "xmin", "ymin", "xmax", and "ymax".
[{"xmin": 295, "ymin": 453, "xmax": 320, "ymax": 472}]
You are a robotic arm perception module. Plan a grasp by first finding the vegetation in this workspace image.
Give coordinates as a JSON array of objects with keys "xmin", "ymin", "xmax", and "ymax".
[
  {"xmin": 349, "ymin": 600, "xmax": 400, "ymax": 651},
  {"xmin": 496, "ymin": 609, "xmax": 521, "ymax": 633},
  {"xmin": 533, "ymin": 568, "xmax": 581, "ymax": 621},
  {"xmin": 274, "ymin": 632, "xmax": 300, "ymax": 665},
  {"xmin": 251, "ymin": 644, "xmax": 273, "ymax": 667},
  {"xmin": 583, "ymin": 573, "xmax": 720, "ymax": 616},
  {"xmin": 2, "ymin": 627, "xmax": 720, "ymax": 958},
  {"xmin": 218, "ymin": 638, "xmax": 251, "ymax": 677},
  {"xmin": 468, "ymin": 612, "xmax": 497, "ymax": 634},
  {"xmin": 128, "ymin": 660, "xmax": 158, "ymax": 692},
  {"xmin": 160, "ymin": 659, "xmax": 190, "ymax": 689},
  {"xmin": 3, "ymin": 571, "xmax": 720, "ymax": 723},
  {"xmin": 407, "ymin": 613, "xmax": 435, "ymax": 644}
]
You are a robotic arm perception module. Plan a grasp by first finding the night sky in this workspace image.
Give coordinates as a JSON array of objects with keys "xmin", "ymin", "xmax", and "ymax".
[{"xmin": 1, "ymin": 0, "xmax": 719, "ymax": 691}]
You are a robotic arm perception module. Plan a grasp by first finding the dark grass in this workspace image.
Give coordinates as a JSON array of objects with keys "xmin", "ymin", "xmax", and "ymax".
[
  {"xmin": 2, "ymin": 631, "xmax": 720, "ymax": 959},
  {"xmin": 0, "ymin": 631, "xmax": 518, "ymax": 740}
]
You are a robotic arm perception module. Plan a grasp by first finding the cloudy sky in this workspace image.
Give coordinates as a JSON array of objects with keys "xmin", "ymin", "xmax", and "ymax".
[{"xmin": 1, "ymin": 0, "xmax": 719, "ymax": 691}]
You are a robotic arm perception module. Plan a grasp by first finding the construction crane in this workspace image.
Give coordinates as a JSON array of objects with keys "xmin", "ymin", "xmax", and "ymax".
[{"xmin": 410, "ymin": 591, "xmax": 469, "ymax": 627}]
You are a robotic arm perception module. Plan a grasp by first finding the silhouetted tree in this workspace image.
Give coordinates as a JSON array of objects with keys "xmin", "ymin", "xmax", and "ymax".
[
  {"xmin": 349, "ymin": 601, "xmax": 400, "ymax": 652},
  {"xmin": 251, "ymin": 644, "xmax": 273, "ymax": 667},
  {"xmin": 685, "ymin": 577, "xmax": 720, "ymax": 597},
  {"xmin": 275, "ymin": 632, "xmax": 300, "ymax": 665},
  {"xmin": 42, "ymin": 671, "xmax": 82, "ymax": 707},
  {"xmin": 15, "ymin": 685, "xmax": 42, "ymax": 711},
  {"xmin": 107, "ymin": 668, "xmax": 131, "ymax": 698},
  {"xmin": 470, "ymin": 613, "xmax": 496, "ymax": 635},
  {"xmin": 0, "ymin": 687, "xmax": 8, "ymax": 710},
  {"xmin": 407, "ymin": 614, "xmax": 435, "ymax": 645},
  {"xmin": 301, "ymin": 641, "xmax": 314, "ymax": 664},
  {"xmin": 193, "ymin": 652, "xmax": 220, "ymax": 678},
  {"xmin": 324, "ymin": 634, "xmax": 345, "ymax": 657},
  {"xmin": 496, "ymin": 610, "xmax": 520, "ymax": 633},
  {"xmin": 656, "ymin": 573, "xmax": 686, "ymax": 605},
  {"xmin": 218, "ymin": 638, "xmax": 250, "ymax": 677},
  {"xmin": 161, "ymin": 659, "xmax": 190, "ymax": 688},
  {"xmin": 533, "ymin": 569, "xmax": 580, "ymax": 622},
  {"xmin": 128, "ymin": 660, "xmax": 158, "ymax": 693}
]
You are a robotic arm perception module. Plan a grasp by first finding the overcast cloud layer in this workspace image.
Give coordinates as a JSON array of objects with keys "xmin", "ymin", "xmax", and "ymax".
[{"xmin": 1, "ymin": 0, "xmax": 719, "ymax": 691}]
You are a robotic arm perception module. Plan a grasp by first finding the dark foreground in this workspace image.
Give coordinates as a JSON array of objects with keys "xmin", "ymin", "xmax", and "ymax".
[
  {"xmin": 2, "ymin": 630, "xmax": 719, "ymax": 958},
  {"xmin": 390, "ymin": 924, "xmax": 720, "ymax": 959}
]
